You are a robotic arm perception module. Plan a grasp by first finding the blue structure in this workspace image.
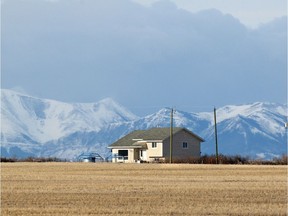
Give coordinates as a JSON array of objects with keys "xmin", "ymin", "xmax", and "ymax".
[{"xmin": 77, "ymin": 152, "xmax": 104, "ymax": 162}]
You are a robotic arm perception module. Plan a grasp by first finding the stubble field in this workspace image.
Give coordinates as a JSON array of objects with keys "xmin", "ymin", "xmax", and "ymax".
[{"xmin": 1, "ymin": 163, "xmax": 287, "ymax": 215}]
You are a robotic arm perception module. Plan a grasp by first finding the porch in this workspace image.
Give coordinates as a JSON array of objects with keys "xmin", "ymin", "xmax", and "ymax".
[{"xmin": 111, "ymin": 148, "xmax": 148, "ymax": 163}]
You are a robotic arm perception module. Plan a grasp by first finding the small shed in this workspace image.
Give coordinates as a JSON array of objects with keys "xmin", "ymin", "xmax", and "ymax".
[{"xmin": 77, "ymin": 152, "xmax": 104, "ymax": 162}]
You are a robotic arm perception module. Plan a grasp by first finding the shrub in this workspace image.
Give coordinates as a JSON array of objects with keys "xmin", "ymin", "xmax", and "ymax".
[
  {"xmin": 0, "ymin": 157, "xmax": 18, "ymax": 162},
  {"xmin": 168, "ymin": 154, "xmax": 250, "ymax": 164},
  {"xmin": 272, "ymin": 154, "xmax": 288, "ymax": 165},
  {"xmin": 0, "ymin": 157, "xmax": 64, "ymax": 162},
  {"xmin": 20, "ymin": 157, "xmax": 63, "ymax": 162}
]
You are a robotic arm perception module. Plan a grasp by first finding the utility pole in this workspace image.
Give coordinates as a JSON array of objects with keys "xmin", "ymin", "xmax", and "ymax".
[
  {"xmin": 170, "ymin": 108, "xmax": 174, "ymax": 164},
  {"xmin": 214, "ymin": 107, "xmax": 219, "ymax": 164}
]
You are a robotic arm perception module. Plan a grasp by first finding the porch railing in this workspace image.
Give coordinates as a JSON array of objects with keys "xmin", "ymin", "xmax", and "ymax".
[{"xmin": 113, "ymin": 155, "xmax": 128, "ymax": 162}]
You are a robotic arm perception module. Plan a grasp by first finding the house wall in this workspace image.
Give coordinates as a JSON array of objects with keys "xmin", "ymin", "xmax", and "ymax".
[
  {"xmin": 128, "ymin": 149, "xmax": 136, "ymax": 162},
  {"xmin": 134, "ymin": 149, "xmax": 140, "ymax": 161},
  {"xmin": 111, "ymin": 149, "xmax": 119, "ymax": 162},
  {"xmin": 111, "ymin": 148, "xmax": 138, "ymax": 163},
  {"xmin": 146, "ymin": 141, "xmax": 163, "ymax": 162},
  {"xmin": 163, "ymin": 130, "xmax": 201, "ymax": 161}
]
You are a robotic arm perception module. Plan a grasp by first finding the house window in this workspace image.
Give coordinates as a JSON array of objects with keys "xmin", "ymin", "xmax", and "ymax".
[
  {"xmin": 152, "ymin": 142, "xmax": 157, "ymax": 148},
  {"xmin": 118, "ymin": 150, "xmax": 128, "ymax": 160},
  {"xmin": 182, "ymin": 142, "xmax": 188, "ymax": 149}
]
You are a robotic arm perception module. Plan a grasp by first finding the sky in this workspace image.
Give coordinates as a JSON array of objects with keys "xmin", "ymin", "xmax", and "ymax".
[
  {"xmin": 1, "ymin": 0, "xmax": 287, "ymax": 116},
  {"xmin": 132, "ymin": 0, "xmax": 287, "ymax": 28}
]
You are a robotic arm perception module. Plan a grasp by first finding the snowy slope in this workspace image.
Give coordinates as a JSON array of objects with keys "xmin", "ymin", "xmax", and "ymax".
[
  {"xmin": 122, "ymin": 103, "xmax": 286, "ymax": 159},
  {"xmin": 199, "ymin": 102, "xmax": 287, "ymax": 158},
  {"xmin": 1, "ymin": 89, "xmax": 138, "ymax": 157},
  {"xmin": 1, "ymin": 89, "xmax": 287, "ymax": 160},
  {"xmin": 1, "ymin": 89, "xmax": 138, "ymax": 141}
]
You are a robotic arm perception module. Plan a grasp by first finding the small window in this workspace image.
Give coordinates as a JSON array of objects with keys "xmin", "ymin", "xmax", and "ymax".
[
  {"xmin": 152, "ymin": 142, "xmax": 157, "ymax": 148},
  {"xmin": 182, "ymin": 142, "xmax": 188, "ymax": 149},
  {"xmin": 118, "ymin": 150, "xmax": 128, "ymax": 157}
]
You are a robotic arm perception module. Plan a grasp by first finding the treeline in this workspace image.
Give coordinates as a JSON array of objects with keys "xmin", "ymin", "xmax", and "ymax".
[
  {"xmin": 173, "ymin": 154, "xmax": 288, "ymax": 165},
  {"xmin": 1, "ymin": 154, "xmax": 287, "ymax": 165},
  {"xmin": 0, "ymin": 157, "xmax": 65, "ymax": 163}
]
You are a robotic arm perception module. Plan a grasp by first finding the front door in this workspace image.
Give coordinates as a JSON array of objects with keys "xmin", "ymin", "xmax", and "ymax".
[{"xmin": 140, "ymin": 150, "xmax": 147, "ymax": 161}]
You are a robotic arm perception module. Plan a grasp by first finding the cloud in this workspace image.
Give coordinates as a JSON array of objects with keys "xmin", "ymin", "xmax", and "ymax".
[{"xmin": 2, "ymin": 0, "xmax": 287, "ymax": 115}]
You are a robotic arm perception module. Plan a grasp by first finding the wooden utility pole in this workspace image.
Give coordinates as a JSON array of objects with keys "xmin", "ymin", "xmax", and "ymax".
[
  {"xmin": 214, "ymin": 107, "xmax": 219, "ymax": 164},
  {"xmin": 170, "ymin": 108, "xmax": 173, "ymax": 164}
]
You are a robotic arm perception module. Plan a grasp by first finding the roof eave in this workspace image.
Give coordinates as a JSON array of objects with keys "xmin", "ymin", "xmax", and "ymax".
[{"xmin": 107, "ymin": 146, "xmax": 143, "ymax": 149}]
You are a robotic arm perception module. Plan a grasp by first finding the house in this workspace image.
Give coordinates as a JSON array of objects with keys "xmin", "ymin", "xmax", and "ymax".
[{"xmin": 108, "ymin": 127, "xmax": 204, "ymax": 163}]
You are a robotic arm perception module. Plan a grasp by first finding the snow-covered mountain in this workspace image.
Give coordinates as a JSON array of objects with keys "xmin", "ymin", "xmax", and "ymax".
[
  {"xmin": 1, "ymin": 89, "xmax": 287, "ymax": 160},
  {"xmin": 1, "ymin": 89, "xmax": 138, "ymax": 158},
  {"xmin": 198, "ymin": 103, "xmax": 287, "ymax": 159}
]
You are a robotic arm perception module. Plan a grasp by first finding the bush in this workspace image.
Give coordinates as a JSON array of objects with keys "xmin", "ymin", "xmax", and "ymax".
[
  {"xmin": 171, "ymin": 155, "xmax": 249, "ymax": 164},
  {"xmin": 0, "ymin": 156, "xmax": 64, "ymax": 162},
  {"xmin": 173, "ymin": 154, "xmax": 251, "ymax": 164},
  {"xmin": 20, "ymin": 157, "xmax": 64, "ymax": 162},
  {"xmin": 167, "ymin": 154, "xmax": 288, "ymax": 165},
  {"xmin": 0, "ymin": 157, "xmax": 18, "ymax": 162},
  {"xmin": 272, "ymin": 154, "xmax": 287, "ymax": 165}
]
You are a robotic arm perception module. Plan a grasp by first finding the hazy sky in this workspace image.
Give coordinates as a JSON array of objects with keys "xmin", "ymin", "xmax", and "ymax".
[
  {"xmin": 132, "ymin": 0, "xmax": 287, "ymax": 28},
  {"xmin": 2, "ymin": 0, "xmax": 287, "ymax": 116}
]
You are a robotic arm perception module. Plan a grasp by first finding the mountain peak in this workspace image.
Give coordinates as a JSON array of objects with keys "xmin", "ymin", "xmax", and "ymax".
[
  {"xmin": 95, "ymin": 97, "xmax": 138, "ymax": 121},
  {"xmin": 1, "ymin": 89, "xmax": 138, "ymax": 143},
  {"xmin": 98, "ymin": 97, "xmax": 117, "ymax": 104},
  {"xmin": 214, "ymin": 102, "xmax": 285, "ymax": 123},
  {"xmin": 2, "ymin": 88, "xmax": 32, "ymax": 98}
]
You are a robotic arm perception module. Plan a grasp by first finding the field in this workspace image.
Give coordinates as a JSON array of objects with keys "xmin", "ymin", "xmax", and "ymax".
[{"xmin": 1, "ymin": 163, "xmax": 287, "ymax": 215}]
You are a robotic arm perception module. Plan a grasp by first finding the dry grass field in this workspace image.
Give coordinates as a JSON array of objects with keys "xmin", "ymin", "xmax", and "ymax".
[{"xmin": 1, "ymin": 163, "xmax": 287, "ymax": 215}]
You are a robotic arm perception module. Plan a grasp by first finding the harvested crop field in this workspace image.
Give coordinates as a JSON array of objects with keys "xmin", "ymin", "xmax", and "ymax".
[{"xmin": 1, "ymin": 163, "xmax": 287, "ymax": 215}]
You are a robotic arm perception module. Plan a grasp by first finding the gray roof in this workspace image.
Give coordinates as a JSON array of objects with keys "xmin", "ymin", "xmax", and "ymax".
[
  {"xmin": 108, "ymin": 130, "xmax": 146, "ymax": 147},
  {"xmin": 108, "ymin": 127, "xmax": 204, "ymax": 148}
]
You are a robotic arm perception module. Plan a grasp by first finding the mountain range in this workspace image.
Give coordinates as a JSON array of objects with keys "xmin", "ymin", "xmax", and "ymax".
[{"xmin": 1, "ymin": 89, "xmax": 287, "ymax": 160}]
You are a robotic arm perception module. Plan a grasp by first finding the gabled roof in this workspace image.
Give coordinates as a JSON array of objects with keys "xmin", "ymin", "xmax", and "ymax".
[
  {"xmin": 108, "ymin": 130, "xmax": 146, "ymax": 147},
  {"xmin": 138, "ymin": 127, "xmax": 183, "ymax": 140},
  {"xmin": 108, "ymin": 127, "xmax": 204, "ymax": 148}
]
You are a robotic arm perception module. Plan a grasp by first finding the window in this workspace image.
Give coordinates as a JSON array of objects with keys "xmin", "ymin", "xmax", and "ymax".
[
  {"xmin": 182, "ymin": 142, "xmax": 188, "ymax": 149},
  {"xmin": 118, "ymin": 150, "xmax": 128, "ymax": 160},
  {"xmin": 152, "ymin": 142, "xmax": 157, "ymax": 148}
]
